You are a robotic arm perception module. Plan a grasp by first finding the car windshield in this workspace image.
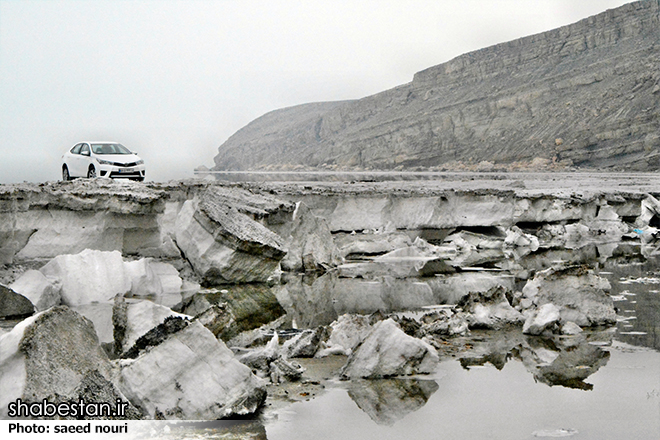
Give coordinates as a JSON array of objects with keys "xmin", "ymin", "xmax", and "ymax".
[{"xmin": 91, "ymin": 143, "xmax": 132, "ymax": 155}]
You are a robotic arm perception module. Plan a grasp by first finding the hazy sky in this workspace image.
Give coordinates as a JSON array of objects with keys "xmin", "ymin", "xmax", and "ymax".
[{"xmin": 0, "ymin": 0, "xmax": 632, "ymax": 183}]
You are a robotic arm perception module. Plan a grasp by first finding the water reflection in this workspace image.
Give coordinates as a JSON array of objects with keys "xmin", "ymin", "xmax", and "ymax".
[
  {"xmin": 180, "ymin": 283, "xmax": 288, "ymax": 342},
  {"xmin": 272, "ymin": 240, "xmax": 660, "ymax": 351},
  {"xmin": 316, "ymin": 330, "xmax": 614, "ymax": 429},
  {"xmin": 602, "ymin": 256, "xmax": 660, "ymax": 351},
  {"xmin": 264, "ymin": 346, "xmax": 660, "ymax": 440},
  {"xmin": 514, "ymin": 335, "xmax": 611, "ymax": 390},
  {"xmin": 275, "ymin": 271, "xmax": 515, "ymax": 329},
  {"xmin": 455, "ymin": 329, "xmax": 612, "ymax": 391},
  {"xmin": 346, "ymin": 379, "xmax": 439, "ymax": 426}
]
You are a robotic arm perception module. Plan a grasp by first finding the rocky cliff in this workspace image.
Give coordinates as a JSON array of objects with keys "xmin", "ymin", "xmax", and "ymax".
[{"xmin": 212, "ymin": 1, "xmax": 660, "ymax": 172}]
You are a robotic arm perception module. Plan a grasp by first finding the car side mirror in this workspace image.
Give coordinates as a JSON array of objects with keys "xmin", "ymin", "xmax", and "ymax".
[{"xmin": 82, "ymin": 151, "xmax": 90, "ymax": 156}]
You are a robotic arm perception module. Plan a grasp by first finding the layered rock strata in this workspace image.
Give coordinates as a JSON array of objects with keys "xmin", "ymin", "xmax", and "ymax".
[
  {"xmin": 1, "ymin": 178, "xmax": 658, "ymax": 285},
  {"xmin": 0, "ymin": 180, "xmax": 330, "ymax": 285},
  {"xmin": 212, "ymin": 1, "xmax": 660, "ymax": 172},
  {"xmin": 0, "ymin": 179, "xmax": 169, "ymax": 264}
]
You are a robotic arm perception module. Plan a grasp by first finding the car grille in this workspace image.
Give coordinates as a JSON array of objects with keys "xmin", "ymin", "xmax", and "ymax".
[
  {"xmin": 108, "ymin": 171, "xmax": 143, "ymax": 178},
  {"xmin": 113, "ymin": 161, "xmax": 139, "ymax": 167}
]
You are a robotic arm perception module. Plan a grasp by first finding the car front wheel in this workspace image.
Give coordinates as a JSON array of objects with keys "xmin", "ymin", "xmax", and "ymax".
[
  {"xmin": 62, "ymin": 166, "xmax": 70, "ymax": 181},
  {"xmin": 87, "ymin": 166, "xmax": 97, "ymax": 178}
]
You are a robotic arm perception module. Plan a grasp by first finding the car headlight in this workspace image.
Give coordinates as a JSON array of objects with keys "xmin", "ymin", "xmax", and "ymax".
[
  {"xmin": 96, "ymin": 158, "xmax": 113, "ymax": 165},
  {"xmin": 136, "ymin": 160, "xmax": 144, "ymax": 165}
]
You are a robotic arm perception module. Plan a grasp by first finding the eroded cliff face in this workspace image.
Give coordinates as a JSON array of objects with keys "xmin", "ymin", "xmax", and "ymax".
[
  {"xmin": 0, "ymin": 180, "xmax": 334, "ymax": 285},
  {"xmin": 212, "ymin": 1, "xmax": 660, "ymax": 172},
  {"xmin": 0, "ymin": 180, "xmax": 170, "ymax": 263},
  {"xmin": 2, "ymin": 176, "xmax": 655, "ymax": 283}
]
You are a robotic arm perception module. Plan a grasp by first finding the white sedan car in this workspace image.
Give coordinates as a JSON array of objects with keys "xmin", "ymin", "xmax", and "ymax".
[{"xmin": 61, "ymin": 142, "xmax": 145, "ymax": 181}]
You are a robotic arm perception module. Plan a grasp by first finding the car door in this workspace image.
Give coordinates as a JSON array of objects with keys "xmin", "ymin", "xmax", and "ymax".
[
  {"xmin": 78, "ymin": 143, "xmax": 92, "ymax": 176},
  {"xmin": 67, "ymin": 143, "xmax": 83, "ymax": 177}
]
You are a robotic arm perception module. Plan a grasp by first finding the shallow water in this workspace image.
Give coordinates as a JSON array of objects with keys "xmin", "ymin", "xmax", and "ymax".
[
  {"xmin": 265, "ymin": 343, "xmax": 660, "ymax": 440},
  {"xmin": 257, "ymin": 247, "xmax": 660, "ymax": 440}
]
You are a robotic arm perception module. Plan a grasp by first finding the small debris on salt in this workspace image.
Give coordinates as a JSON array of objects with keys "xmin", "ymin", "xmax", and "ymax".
[{"xmin": 532, "ymin": 428, "xmax": 578, "ymax": 438}]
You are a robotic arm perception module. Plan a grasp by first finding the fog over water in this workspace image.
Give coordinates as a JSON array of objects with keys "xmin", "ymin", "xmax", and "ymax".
[{"xmin": 0, "ymin": 0, "xmax": 631, "ymax": 183}]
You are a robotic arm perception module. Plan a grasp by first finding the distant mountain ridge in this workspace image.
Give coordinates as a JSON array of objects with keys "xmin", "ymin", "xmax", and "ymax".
[{"xmin": 213, "ymin": 1, "xmax": 660, "ymax": 172}]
